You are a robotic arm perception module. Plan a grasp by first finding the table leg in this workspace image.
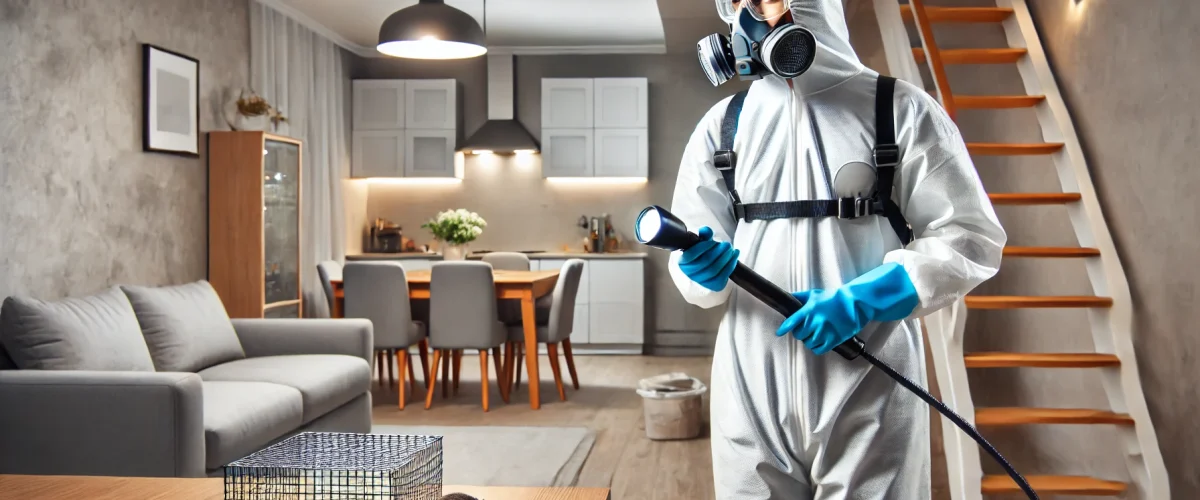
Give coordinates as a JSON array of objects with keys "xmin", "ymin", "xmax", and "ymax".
[{"xmin": 520, "ymin": 289, "xmax": 540, "ymax": 409}]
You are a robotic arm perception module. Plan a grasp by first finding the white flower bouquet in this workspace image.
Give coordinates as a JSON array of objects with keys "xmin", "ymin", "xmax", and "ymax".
[{"xmin": 421, "ymin": 209, "xmax": 487, "ymax": 246}]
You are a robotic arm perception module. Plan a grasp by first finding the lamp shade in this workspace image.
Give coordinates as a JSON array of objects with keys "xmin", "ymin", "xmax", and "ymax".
[{"xmin": 377, "ymin": 0, "xmax": 487, "ymax": 60}]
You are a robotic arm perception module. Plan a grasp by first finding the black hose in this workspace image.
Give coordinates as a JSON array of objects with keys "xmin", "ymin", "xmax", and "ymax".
[
  {"xmin": 858, "ymin": 351, "xmax": 1039, "ymax": 499},
  {"xmin": 726, "ymin": 263, "xmax": 1040, "ymax": 499}
]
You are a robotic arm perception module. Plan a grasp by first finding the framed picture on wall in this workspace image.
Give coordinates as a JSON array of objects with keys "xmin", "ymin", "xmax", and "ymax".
[{"xmin": 142, "ymin": 44, "xmax": 199, "ymax": 157}]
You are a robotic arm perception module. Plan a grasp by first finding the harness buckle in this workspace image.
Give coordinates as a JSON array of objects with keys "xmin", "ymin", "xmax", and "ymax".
[
  {"xmin": 874, "ymin": 144, "xmax": 901, "ymax": 168},
  {"xmin": 838, "ymin": 198, "xmax": 872, "ymax": 219},
  {"xmin": 733, "ymin": 203, "xmax": 746, "ymax": 221},
  {"xmin": 714, "ymin": 150, "xmax": 737, "ymax": 171}
]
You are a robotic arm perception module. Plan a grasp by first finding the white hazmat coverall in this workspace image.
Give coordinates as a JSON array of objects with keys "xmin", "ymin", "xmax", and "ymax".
[{"xmin": 667, "ymin": 1, "xmax": 1008, "ymax": 498}]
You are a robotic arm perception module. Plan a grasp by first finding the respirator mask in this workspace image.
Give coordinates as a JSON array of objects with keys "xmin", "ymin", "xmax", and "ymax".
[{"xmin": 698, "ymin": 0, "xmax": 817, "ymax": 87}]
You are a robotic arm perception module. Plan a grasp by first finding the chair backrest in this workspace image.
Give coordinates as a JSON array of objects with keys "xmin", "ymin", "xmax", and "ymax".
[
  {"xmin": 342, "ymin": 261, "xmax": 418, "ymax": 349},
  {"xmin": 480, "ymin": 252, "xmax": 530, "ymax": 271},
  {"xmin": 316, "ymin": 260, "xmax": 342, "ymax": 313},
  {"xmin": 429, "ymin": 261, "xmax": 502, "ymax": 349},
  {"xmin": 545, "ymin": 259, "xmax": 586, "ymax": 343}
]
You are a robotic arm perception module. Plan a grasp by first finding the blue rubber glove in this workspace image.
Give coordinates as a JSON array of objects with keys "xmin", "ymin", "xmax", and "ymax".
[
  {"xmin": 776, "ymin": 262, "xmax": 920, "ymax": 355},
  {"xmin": 677, "ymin": 226, "xmax": 740, "ymax": 292}
]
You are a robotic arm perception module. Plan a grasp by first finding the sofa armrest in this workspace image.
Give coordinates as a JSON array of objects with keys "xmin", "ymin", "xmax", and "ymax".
[
  {"xmin": 0, "ymin": 370, "xmax": 205, "ymax": 477},
  {"xmin": 231, "ymin": 318, "xmax": 373, "ymax": 364}
]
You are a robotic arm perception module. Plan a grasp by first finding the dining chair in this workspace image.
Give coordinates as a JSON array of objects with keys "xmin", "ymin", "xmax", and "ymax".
[
  {"xmin": 480, "ymin": 252, "xmax": 530, "ymax": 271},
  {"xmin": 342, "ymin": 261, "xmax": 431, "ymax": 410},
  {"xmin": 480, "ymin": 252, "xmax": 529, "ymax": 343},
  {"xmin": 506, "ymin": 259, "xmax": 584, "ymax": 402},
  {"xmin": 316, "ymin": 260, "xmax": 342, "ymax": 316},
  {"xmin": 425, "ymin": 261, "xmax": 511, "ymax": 411}
]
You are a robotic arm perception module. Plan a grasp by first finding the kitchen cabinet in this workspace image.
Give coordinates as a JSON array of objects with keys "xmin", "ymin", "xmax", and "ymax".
[
  {"xmin": 541, "ymin": 129, "xmax": 594, "ymax": 177},
  {"xmin": 594, "ymin": 129, "xmax": 648, "ymax": 178},
  {"xmin": 352, "ymin": 130, "xmax": 405, "ymax": 178},
  {"xmin": 541, "ymin": 79, "xmax": 594, "ymax": 129},
  {"xmin": 532, "ymin": 258, "xmax": 643, "ymax": 346},
  {"xmin": 353, "ymin": 80, "xmax": 406, "ymax": 130},
  {"xmin": 405, "ymin": 79, "xmax": 457, "ymax": 130},
  {"xmin": 351, "ymin": 79, "xmax": 457, "ymax": 178},
  {"xmin": 542, "ymin": 77, "xmax": 648, "ymax": 179},
  {"xmin": 594, "ymin": 78, "xmax": 648, "ymax": 129},
  {"xmin": 404, "ymin": 129, "xmax": 457, "ymax": 177}
]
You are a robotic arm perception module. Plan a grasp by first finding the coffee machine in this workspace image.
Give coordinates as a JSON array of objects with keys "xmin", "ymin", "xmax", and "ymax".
[
  {"xmin": 578, "ymin": 214, "xmax": 615, "ymax": 253},
  {"xmin": 367, "ymin": 218, "xmax": 403, "ymax": 253}
]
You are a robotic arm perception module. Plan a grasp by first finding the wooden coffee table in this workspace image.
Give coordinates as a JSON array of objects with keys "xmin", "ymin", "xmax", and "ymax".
[{"xmin": 0, "ymin": 475, "xmax": 611, "ymax": 500}]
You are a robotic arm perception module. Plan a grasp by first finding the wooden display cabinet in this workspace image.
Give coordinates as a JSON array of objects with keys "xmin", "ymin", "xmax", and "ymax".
[{"xmin": 207, "ymin": 131, "xmax": 303, "ymax": 318}]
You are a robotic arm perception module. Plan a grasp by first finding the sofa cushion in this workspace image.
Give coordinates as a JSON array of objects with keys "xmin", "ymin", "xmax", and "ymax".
[
  {"xmin": 121, "ymin": 281, "xmax": 245, "ymax": 372},
  {"xmin": 198, "ymin": 355, "xmax": 370, "ymax": 424},
  {"xmin": 0, "ymin": 287, "xmax": 155, "ymax": 371},
  {"xmin": 202, "ymin": 381, "xmax": 303, "ymax": 469}
]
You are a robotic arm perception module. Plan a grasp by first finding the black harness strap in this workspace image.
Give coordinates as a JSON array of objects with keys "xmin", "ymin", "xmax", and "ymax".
[
  {"xmin": 714, "ymin": 90, "xmax": 749, "ymax": 219},
  {"xmin": 873, "ymin": 76, "xmax": 914, "ymax": 245},
  {"xmin": 714, "ymin": 76, "xmax": 913, "ymax": 245}
]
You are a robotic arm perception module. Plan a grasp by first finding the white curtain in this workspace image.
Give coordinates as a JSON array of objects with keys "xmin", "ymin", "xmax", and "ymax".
[{"xmin": 250, "ymin": 1, "xmax": 349, "ymax": 317}]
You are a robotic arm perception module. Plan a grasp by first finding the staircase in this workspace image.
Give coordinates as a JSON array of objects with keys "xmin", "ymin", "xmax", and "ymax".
[{"xmin": 871, "ymin": 1, "xmax": 1169, "ymax": 498}]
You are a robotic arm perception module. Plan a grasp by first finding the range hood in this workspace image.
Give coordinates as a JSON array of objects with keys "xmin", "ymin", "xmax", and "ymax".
[{"xmin": 459, "ymin": 55, "xmax": 540, "ymax": 154}]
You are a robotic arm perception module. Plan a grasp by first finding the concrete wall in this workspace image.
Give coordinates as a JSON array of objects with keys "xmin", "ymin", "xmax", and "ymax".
[
  {"xmin": 351, "ymin": 3, "xmax": 743, "ymax": 352},
  {"xmin": 0, "ymin": 0, "xmax": 250, "ymax": 299}
]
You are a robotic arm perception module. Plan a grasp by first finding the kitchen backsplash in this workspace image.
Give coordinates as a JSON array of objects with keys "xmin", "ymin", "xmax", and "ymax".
[{"xmin": 361, "ymin": 154, "xmax": 656, "ymax": 253}]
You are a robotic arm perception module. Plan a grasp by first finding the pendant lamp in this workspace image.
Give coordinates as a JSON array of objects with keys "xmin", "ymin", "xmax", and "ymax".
[{"xmin": 377, "ymin": 0, "xmax": 487, "ymax": 60}]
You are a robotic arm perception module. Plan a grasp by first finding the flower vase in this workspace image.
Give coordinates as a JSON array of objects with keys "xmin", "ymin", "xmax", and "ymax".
[{"xmin": 442, "ymin": 244, "xmax": 468, "ymax": 261}]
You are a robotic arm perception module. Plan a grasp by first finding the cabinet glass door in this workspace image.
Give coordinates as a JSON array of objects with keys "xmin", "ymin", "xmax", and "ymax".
[{"xmin": 263, "ymin": 139, "xmax": 301, "ymax": 308}]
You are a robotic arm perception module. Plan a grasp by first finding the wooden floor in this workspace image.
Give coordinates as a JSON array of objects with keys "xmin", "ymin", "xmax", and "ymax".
[{"xmin": 370, "ymin": 354, "xmax": 716, "ymax": 500}]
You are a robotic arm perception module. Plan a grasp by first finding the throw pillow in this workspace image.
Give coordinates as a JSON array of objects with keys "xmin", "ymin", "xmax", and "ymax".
[
  {"xmin": 121, "ymin": 280, "xmax": 246, "ymax": 372},
  {"xmin": 0, "ymin": 286, "xmax": 156, "ymax": 371}
]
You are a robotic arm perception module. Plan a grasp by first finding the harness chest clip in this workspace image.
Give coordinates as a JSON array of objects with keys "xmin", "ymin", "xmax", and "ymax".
[{"xmin": 838, "ymin": 197, "xmax": 873, "ymax": 219}]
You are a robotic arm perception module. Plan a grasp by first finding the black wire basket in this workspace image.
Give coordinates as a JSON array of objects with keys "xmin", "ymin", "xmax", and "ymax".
[{"xmin": 223, "ymin": 432, "xmax": 443, "ymax": 499}]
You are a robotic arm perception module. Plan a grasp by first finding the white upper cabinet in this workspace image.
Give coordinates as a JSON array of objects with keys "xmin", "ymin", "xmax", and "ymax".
[
  {"xmin": 352, "ymin": 130, "xmax": 405, "ymax": 178},
  {"xmin": 542, "ymin": 129, "xmax": 594, "ymax": 177},
  {"xmin": 594, "ymin": 78, "xmax": 648, "ymax": 129},
  {"xmin": 541, "ymin": 78, "xmax": 649, "ymax": 179},
  {"xmin": 542, "ymin": 79, "xmax": 594, "ymax": 129},
  {"xmin": 594, "ymin": 129, "xmax": 648, "ymax": 178},
  {"xmin": 404, "ymin": 129, "xmax": 457, "ymax": 178},
  {"xmin": 351, "ymin": 79, "xmax": 458, "ymax": 178},
  {"xmin": 353, "ymin": 80, "xmax": 406, "ymax": 130},
  {"xmin": 405, "ymin": 79, "xmax": 457, "ymax": 130}
]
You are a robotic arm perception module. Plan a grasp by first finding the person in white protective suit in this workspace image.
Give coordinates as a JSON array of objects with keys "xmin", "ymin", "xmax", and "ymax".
[{"xmin": 667, "ymin": 0, "xmax": 1008, "ymax": 498}]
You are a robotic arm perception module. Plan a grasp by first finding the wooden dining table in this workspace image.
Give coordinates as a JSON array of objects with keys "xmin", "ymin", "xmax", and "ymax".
[{"xmin": 331, "ymin": 268, "xmax": 560, "ymax": 409}]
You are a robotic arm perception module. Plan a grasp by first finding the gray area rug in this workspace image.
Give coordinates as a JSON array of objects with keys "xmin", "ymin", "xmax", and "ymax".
[{"xmin": 372, "ymin": 425, "xmax": 595, "ymax": 487}]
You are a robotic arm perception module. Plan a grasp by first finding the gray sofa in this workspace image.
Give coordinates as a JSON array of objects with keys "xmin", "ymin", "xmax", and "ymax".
[{"xmin": 0, "ymin": 280, "xmax": 374, "ymax": 478}]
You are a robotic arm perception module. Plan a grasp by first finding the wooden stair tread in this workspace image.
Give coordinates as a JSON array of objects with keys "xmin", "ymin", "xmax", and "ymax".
[
  {"xmin": 1004, "ymin": 246, "xmax": 1100, "ymax": 258},
  {"xmin": 900, "ymin": 6, "xmax": 1014, "ymax": 23},
  {"xmin": 976, "ymin": 407, "xmax": 1135, "ymax": 426},
  {"xmin": 965, "ymin": 296, "xmax": 1113, "ymax": 309},
  {"xmin": 913, "ymin": 48, "xmax": 1027, "ymax": 64},
  {"xmin": 965, "ymin": 352, "xmax": 1120, "ymax": 368},
  {"xmin": 989, "ymin": 193, "xmax": 1081, "ymax": 205},
  {"xmin": 956, "ymin": 95, "xmax": 1046, "ymax": 109},
  {"xmin": 982, "ymin": 475, "xmax": 1128, "ymax": 495},
  {"xmin": 968, "ymin": 142, "xmax": 1064, "ymax": 155}
]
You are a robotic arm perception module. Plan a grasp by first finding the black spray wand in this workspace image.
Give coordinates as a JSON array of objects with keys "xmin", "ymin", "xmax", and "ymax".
[{"xmin": 634, "ymin": 205, "xmax": 1038, "ymax": 500}]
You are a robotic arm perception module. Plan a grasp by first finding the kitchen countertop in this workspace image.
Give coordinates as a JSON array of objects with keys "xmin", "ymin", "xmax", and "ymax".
[{"xmin": 347, "ymin": 251, "xmax": 648, "ymax": 261}]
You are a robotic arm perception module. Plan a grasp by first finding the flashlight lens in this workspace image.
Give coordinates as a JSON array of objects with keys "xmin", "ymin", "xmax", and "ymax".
[{"xmin": 636, "ymin": 208, "xmax": 662, "ymax": 243}]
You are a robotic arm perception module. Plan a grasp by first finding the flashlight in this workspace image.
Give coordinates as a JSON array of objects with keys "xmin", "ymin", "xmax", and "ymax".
[{"xmin": 636, "ymin": 205, "xmax": 865, "ymax": 360}]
